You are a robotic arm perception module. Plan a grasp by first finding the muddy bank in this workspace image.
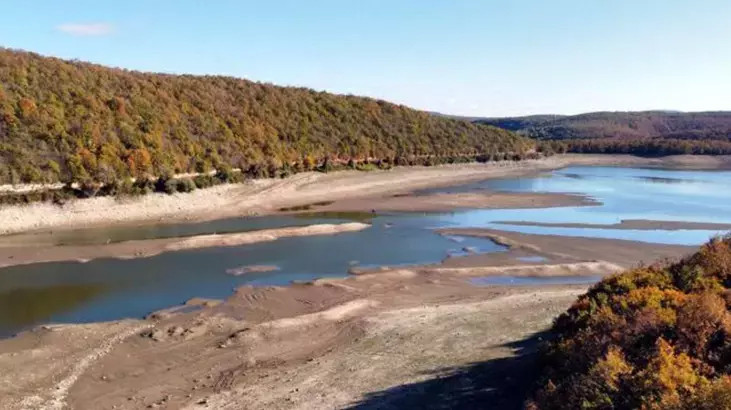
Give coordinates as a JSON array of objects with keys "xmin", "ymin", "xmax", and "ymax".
[
  {"xmin": 438, "ymin": 227, "xmax": 696, "ymax": 268},
  {"xmin": 2, "ymin": 154, "xmax": 728, "ymax": 236},
  {"xmin": 0, "ymin": 260, "xmax": 587, "ymax": 409},
  {"xmin": 0, "ymin": 223, "xmax": 369, "ymax": 268},
  {"xmin": 493, "ymin": 219, "xmax": 731, "ymax": 231},
  {"xmin": 163, "ymin": 222, "xmax": 369, "ymax": 252},
  {"xmin": 302, "ymin": 190, "xmax": 597, "ymax": 214}
]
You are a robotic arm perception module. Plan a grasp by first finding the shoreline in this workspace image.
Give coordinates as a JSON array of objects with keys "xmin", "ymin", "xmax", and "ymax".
[
  {"xmin": 0, "ymin": 227, "xmax": 698, "ymax": 408},
  {"xmin": 0, "ymin": 154, "xmax": 723, "ymax": 408},
  {"xmin": 0, "ymin": 223, "xmax": 369, "ymax": 268},
  {"xmin": 2, "ymin": 154, "xmax": 729, "ymax": 236},
  {"xmin": 437, "ymin": 227, "xmax": 696, "ymax": 267},
  {"xmin": 492, "ymin": 219, "xmax": 731, "ymax": 231},
  {"xmin": 0, "ymin": 222, "xmax": 701, "ymax": 408}
]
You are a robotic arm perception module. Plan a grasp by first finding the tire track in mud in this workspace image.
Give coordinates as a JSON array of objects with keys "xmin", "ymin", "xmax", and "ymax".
[{"xmin": 18, "ymin": 323, "xmax": 153, "ymax": 410}]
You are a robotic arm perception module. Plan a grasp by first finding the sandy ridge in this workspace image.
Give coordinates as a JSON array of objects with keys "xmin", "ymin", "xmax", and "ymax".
[
  {"xmin": 163, "ymin": 222, "xmax": 370, "ymax": 252},
  {"xmin": 429, "ymin": 261, "xmax": 624, "ymax": 277}
]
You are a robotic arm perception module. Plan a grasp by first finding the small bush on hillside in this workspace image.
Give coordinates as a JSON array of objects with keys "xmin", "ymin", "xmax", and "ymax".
[{"xmin": 176, "ymin": 178, "xmax": 197, "ymax": 193}]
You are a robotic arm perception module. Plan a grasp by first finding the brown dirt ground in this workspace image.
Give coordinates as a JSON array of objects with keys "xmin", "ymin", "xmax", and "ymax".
[{"xmin": 0, "ymin": 229, "xmax": 697, "ymax": 410}]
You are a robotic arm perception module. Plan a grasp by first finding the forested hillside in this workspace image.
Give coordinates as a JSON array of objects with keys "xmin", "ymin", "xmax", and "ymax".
[
  {"xmin": 480, "ymin": 111, "xmax": 731, "ymax": 140},
  {"xmin": 479, "ymin": 111, "xmax": 731, "ymax": 156},
  {"xmin": 0, "ymin": 48, "xmax": 530, "ymax": 184},
  {"xmin": 529, "ymin": 236, "xmax": 731, "ymax": 409}
]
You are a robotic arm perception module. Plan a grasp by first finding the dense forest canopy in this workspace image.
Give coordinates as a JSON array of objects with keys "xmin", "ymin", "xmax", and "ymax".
[
  {"xmin": 0, "ymin": 48, "xmax": 531, "ymax": 184},
  {"xmin": 478, "ymin": 111, "xmax": 731, "ymax": 156},
  {"xmin": 529, "ymin": 236, "xmax": 731, "ymax": 409},
  {"xmin": 478, "ymin": 111, "xmax": 731, "ymax": 141}
]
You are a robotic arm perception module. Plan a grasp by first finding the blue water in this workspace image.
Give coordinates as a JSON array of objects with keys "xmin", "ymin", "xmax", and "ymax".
[
  {"xmin": 1, "ymin": 166, "xmax": 730, "ymax": 337},
  {"xmin": 420, "ymin": 166, "xmax": 731, "ymax": 244},
  {"xmin": 516, "ymin": 256, "xmax": 549, "ymax": 263},
  {"xmin": 0, "ymin": 217, "xmax": 504, "ymax": 337}
]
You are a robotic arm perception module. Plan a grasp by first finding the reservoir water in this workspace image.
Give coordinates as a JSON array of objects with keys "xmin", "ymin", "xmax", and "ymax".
[{"xmin": 1, "ymin": 166, "xmax": 730, "ymax": 337}]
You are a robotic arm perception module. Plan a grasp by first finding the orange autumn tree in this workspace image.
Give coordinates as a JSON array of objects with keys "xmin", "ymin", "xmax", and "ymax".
[{"xmin": 529, "ymin": 235, "xmax": 731, "ymax": 409}]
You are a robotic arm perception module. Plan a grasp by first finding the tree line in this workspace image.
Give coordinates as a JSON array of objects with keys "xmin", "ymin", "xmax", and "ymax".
[{"xmin": 539, "ymin": 138, "xmax": 731, "ymax": 157}]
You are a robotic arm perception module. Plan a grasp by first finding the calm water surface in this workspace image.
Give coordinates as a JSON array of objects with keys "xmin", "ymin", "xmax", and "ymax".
[{"xmin": 1, "ymin": 166, "xmax": 730, "ymax": 337}]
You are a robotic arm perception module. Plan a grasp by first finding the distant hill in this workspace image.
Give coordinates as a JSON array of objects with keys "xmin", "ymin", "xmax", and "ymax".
[
  {"xmin": 474, "ymin": 111, "xmax": 731, "ymax": 156},
  {"xmin": 476, "ymin": 111, "xmax": 731, "ymax": 140},
  {"xmin": 0, "ymin": 48, "xmax": 530, "ymax": 184}
]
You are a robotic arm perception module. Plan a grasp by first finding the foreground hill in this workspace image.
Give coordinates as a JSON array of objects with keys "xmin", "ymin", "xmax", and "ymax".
[
  {"xmin": 530, "ymin": 235, "xmax": 731, "ymax": 409},
  {"xmin": 0, "ymin": 48, "xmax": 529, "ymax": 184}
]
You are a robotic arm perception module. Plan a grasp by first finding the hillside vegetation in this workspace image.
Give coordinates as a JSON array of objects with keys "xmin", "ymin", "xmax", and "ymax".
[
  {"xmin": 480, "ymin": 111, "xmax": 731, "ymax": 140},
  {"xmin": 530, "ymin": 235, "xmax": 731, "ymax": 409},
  {"xmin": 479, "ymin": 111, "xmax": 731, "ymax": 156},
  {"xmin": 0, "ymin": 48, "xmax": 530, "ymax": 185}
]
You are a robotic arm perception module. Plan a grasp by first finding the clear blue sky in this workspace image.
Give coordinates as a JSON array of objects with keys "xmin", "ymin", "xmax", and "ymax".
[{"xmin": 1, "ymin": 0, "xmax": 729, "ymax": 116}]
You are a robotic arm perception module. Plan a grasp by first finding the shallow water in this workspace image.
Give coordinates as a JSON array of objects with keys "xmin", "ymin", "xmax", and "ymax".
[
  {"xmin": 515, "ymin": 256, "xmax": 549, "ymax": 263},
  {"xmin": 0, "ymin": 166, "xmax": 730, "ymax": 337},
  {"xmin": 0, "ymin": 212, "xmax": 375, "ymax": 247},
  {"xmin": 0, "ymin": 217, "xmax": 504, "ymax": 337},
  {"xmin": 423, "ymin": 166, "xmax": 731, "ymax": 244}
]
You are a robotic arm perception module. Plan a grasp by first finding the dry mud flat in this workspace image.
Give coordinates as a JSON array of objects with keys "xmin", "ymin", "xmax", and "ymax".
[
  {"xmin": 2, "ymin": 154, "xmax": 729, "ymax": 236},
  {"xmin": 0, "ymin": 231, "xmax": 697, "ymax": 410},
  {"xmin": 438, "ymin": 227, "xmax": 696, "ymax": 268},
  {"xmin": 0, "ymin": 270, "xmax": 589, "ymax": 410},
  {"xmin": 305, "ymin": 190, "xmax": 595, "ymax": 214}
]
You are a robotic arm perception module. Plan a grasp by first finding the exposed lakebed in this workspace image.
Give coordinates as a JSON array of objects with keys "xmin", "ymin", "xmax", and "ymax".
[{"xmin": 0, "ymin": 166, "xmax": 730, "ymax": 337}]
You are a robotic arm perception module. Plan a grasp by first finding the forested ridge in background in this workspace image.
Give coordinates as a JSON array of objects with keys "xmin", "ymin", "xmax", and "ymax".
[
  {"xmin": 478, "ymin": 111, "xmax": 731, "ymax": 156},
  {"xmin": 529, "ymin": 236, "xmax": 731, "ymax": 409},
  {"xmin": 0, "ymin": 48, "xmax": 531, "ymax": 185}
]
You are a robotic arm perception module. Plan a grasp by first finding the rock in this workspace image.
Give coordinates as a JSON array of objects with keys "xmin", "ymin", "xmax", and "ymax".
[
  {"xmin": 168, "ymin": 326, "xmax": 185, "ymax": 337},
  {"xmin": 141, "ymin": 329, "xmax": 166, "ymax": 342}
]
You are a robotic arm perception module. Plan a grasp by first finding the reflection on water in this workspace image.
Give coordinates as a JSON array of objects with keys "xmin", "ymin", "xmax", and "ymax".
[
  {"xmin": 635, "ymin": 176, "xmax": 687, "ymax": 184},
  {"xmin": 0, "ymin": 214, "xmax": 370, "ymax": 247},
  {"xmin": 0, "ymin": 284, "xmax": 105, "ymax": 337},
  {"xmin": 560, "ymin": 173, "xmax": 586, "ymax": 180},
  {"xmin": 0, "ymin": 166, "xmax": 730, "ymax": 337}
]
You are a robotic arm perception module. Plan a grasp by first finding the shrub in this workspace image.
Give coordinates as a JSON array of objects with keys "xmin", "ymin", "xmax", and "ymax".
[
  {"xmin": 529, "ymin": 235, "xmax": 731, "ymax": 409},
  {"xmin": 176, "ymin": 178, "xmax": 196, "ymax": 193}
]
